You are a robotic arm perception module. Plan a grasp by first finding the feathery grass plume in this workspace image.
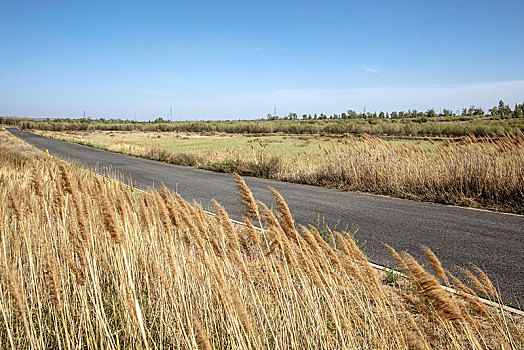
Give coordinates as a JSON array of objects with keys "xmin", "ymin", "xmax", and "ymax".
[
  {"xmin": 269, "ymin": 186, "xmax": 299, "ymax": 241},
  {"xmin": 189, "ymin": 201, "xmax": 208, "ymax": 238},
  {"xmin": 459, "ymin": 267, "xmax": 489, "ymax": 297},
  {"xmin": 308, "ymin": 225, "xmax": 342, "ymax": 269},
  {"xmin": 59, "ymin": 164, "xmax": 74, "ymax": 195},
  {"xmin": 123, "ymin": 189, "xmax": 137, "ymax": 213},
  {"xmin": 338, "ymin": 233, "xmax": 382, "ymax": 290},
  {"xmin": 242, "ymin": 217, "xmax": 260, "ymax": 246},
  {"xmin": 43, "ymin": 251, "xmax": 62, "ymax": 308},
  {"xmin": 75, "ymin": 174, "xmax": 85, "ymax": 194},
  {"xmin": 138, "ymin": 198, "xmax": 152, "ymax": 229},
  {"xmin": 382, "ymin": 242, "xmax": 409, "ymax": 273},
  {"xmin": 153, "ymin": 189, "xmax": 172, "ymax": 231},
  {"xmin": 52, "ymin": 181, "xmax": 65, "ymax": 217},
  {"xmin": 160, "ymin": 184, "xmax": 179, "ymax": 226},
  {"xmin": 422, "ymin": 245, "xmax": 448, "ymax": 284},
  {"xmin": 193, "ymin": 317, "xmax": 213, "ymax": 350},
  {"xmin": 0, "ymin": 259, "xmax": 28, "ymax": 324},
  {"xmin": 234, "ymin": 173, "xmax": 260, "ymax": 221},
  {"xmin": 100, "ymin": 191, "xmax": 124, "ymax": 244},
  {"xmin": 230, "ymin": 287, "xmax": 254, "ymax": 335},
  {"xmin": 62, "ymin": 241, "xmax": 86, "ymax": 286},
  {"xmin": 31, "ymin": 167, "xmax": 43, "ymax": 196},
  {"xmin": 298, "ymin": 224, "xmax": 322, "ymax": 256},
  {"xmin": 402, "ymin": 252, "xmax": 463, "ymax": 322},
  {"xmin": 115, "ymin": 194, "xmax": 126, "ymax": 218},
  {"xmin": 72, "ymin": 193, "xmax": 89, "ymax": 242},
  {"xmin": 406, "ymin": 330, "xmax": 431, "ymax": 350},
  {"xmin": 212, "ymin": 200, "xmax": 240, "ymax": 249},
  {"xmin": 8, "ymin": 192, "xmax": 22, "ymax": 221},
  {"xmin": 176, "ymin": 195, "xmax": 197, "ymax": 232},
  {"xmin": 446, "ymin": 270, "xmax": 475, "ymax": 295},
  {"xmin": 469, "ymin": 264, "xmax": 496, "ymax": 297}
]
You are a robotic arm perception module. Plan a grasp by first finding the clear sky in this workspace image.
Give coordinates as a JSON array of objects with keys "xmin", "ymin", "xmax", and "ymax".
[{"xmin": 1, "ymin": 0, "xmax": 523, "ymax": 120}]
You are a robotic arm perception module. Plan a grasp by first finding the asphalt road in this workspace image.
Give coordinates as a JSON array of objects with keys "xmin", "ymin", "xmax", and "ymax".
[{"xmin": 7, "ymin": 128, "xmax": 524, "ymax": 308}]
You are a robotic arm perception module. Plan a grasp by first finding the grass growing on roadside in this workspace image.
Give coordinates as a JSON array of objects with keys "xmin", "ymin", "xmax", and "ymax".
[
  {"xmin": 0, "ymin": 129, "xmax": 522, "ymax": 349},
  {"xmin": 38, "ymin": 129, "xmax": 524, "ymax": 214}
]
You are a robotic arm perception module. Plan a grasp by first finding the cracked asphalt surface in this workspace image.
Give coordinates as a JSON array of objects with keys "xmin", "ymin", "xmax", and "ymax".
[{"xmin": 7, "ymin": 128, "xmax": 523, "ymax": 308}]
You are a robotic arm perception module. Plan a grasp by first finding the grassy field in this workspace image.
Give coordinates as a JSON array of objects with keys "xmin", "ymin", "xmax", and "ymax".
[
  {"xmin": 0, "ymin": 128, "xmax": 522, "ymax": 349},
  {"xmin": 37, "ymin": 129, "xmax": 524, "ymax": 214}
]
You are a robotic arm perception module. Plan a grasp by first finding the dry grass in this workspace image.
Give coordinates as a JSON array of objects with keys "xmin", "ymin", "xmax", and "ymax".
[
  {"xmin": 38, "ymin": 130, "xmax": 524, "ymax": 213},
  {"xmin": 0, "ymin": 128, "xmax": 522, "ymax": 349}
]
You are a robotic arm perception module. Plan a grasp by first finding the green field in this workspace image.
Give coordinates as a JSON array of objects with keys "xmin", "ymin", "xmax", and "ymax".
[{"xmin": 38, "ymin": 130, "xmax": 437, "ymax": 165}]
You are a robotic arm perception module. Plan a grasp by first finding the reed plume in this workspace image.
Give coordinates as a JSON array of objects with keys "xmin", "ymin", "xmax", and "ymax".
[
  {"xmin": 402, "ymin": 252, "xmax": 463, "ymax": 322},
  {"xmin": 422, "ymin": 245, "xmax": 448, "ymax": 283},
  {"xmin": 234, "ymin": 173, "xmax": 260, "ymax": 221}
]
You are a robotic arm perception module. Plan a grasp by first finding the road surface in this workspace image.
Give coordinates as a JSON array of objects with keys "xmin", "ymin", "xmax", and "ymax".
[{"xmin": 6, "ymin": 128, "xmax": 524, "ymax": 308}]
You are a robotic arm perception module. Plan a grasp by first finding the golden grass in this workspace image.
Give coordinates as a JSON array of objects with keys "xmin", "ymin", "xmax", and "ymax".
[{"xmin": 0, "ymin": 129, "xmax": 522, "ymax": 349}]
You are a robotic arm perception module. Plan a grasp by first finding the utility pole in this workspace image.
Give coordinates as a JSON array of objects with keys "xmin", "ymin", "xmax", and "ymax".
[
  {"xmin": 83, "ymin": 110, "xmax": 86, "ymax": 118},
  {"xmin": 274, "ymin": 107, "xmax": 277, "ymax": 118},
  {"xmin": 170, "ymin": 107, "xmax": 173, "ymax": 120}
]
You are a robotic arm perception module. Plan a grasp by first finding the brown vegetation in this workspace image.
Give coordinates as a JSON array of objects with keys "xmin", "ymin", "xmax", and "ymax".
[{"xmin": 0, "ymin": 129, "xmax": 522, "ymax": 349}]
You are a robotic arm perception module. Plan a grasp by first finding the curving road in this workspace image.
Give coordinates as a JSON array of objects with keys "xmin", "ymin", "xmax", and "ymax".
[{"xmin": 7, "ymin": 128, "xmax": 524, "ymax": 308}]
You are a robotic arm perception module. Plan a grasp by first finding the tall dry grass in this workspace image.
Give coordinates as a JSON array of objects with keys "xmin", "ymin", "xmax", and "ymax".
[
  {"xmin": 0, "ymin": 129, "xmax": 522, "ymax": 349},
  {"xmin": 285, "ymin": 133, "xmax": 524, "ymax": 213}
]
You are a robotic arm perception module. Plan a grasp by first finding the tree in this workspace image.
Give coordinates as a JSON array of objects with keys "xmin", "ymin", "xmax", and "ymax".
[{"xmin": 426, "ymin": 109, "xmax": 437, "ymax": 118}]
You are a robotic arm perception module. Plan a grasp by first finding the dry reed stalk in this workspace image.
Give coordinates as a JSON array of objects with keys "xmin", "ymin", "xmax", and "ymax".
[
  {"xmin": 160, "ymin": 185, "xmax": 180, "ymax": 226},
  {"xmin": 212, "ymin": 200, "xmax": 240, "ymax": 250},
  {"xmin": 153, "ymin": 189, "xmax": 172, "ymax": 231},
  {"xmin": 8, "ymin": 193, "xmax": 22, "ymax": 221},
  {"xmin": 234, "ymin": 173, "xmax": 260, "ymax": 221},
  {"xmin": 0, "ymin": 259, "xmax": 28, "ymax": 323},
  {"xmin": 241, "ymin": 217, "xmax": 260, "ymax": 246},
  {"xmin": 422, "ymin": 246, "xmax": 448, "ymax": 284},
  {"xmin": 193, "ymin": 317, "xmax": 213, "ymax": 350},
  {"xmin": 298, "ymin": 225, "xmax": 322, "ymax": 256},
  {"xmin": 43, "ymin": 251, "xmax": 62, "ymax": 308},
  {"xmin": 382, "ymin": 243, "xmax": 409, "ymax": 273},
  {"xmin": 100, "ymin": 191, "xmax": 124, "ymax": 244},
  {"xmin": 459, "ymin": 267, "xmax": 489, "ymax": 297},
  {"xmin": 31, "ymin": 167, "xmax": 43, "ymax": 197},
  {"xmin": 469, "ymin": 264, "xmax": 496, "ymax": 297},
  {"xmin": 72, "ymin": 193, "xmax": 89, "ymax": 242},
  {"xmin": 402, "ymin": 252, "xmax": 463, "ymax": 322},
  {"xmin": 59, "ymin": 164, "xmax": 74, "ymax": 195},
  {"xmin": 269, "ymin": 186, "xmax": 302, "ymax": 244}
]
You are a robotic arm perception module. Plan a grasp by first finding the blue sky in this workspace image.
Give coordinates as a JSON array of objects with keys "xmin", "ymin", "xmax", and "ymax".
[{"xmin": 1, "ymin": 0, "xmax": 523, "ymax": 120}]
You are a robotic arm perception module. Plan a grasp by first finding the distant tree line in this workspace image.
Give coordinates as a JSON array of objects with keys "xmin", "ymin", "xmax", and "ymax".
[
  {"xmin": 269, "ymin": 100, "xmax": 524, "ymax": 120},
  {"xmin": 1, "ymin": 100, "xmax": 523, "ymax": 137}
]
